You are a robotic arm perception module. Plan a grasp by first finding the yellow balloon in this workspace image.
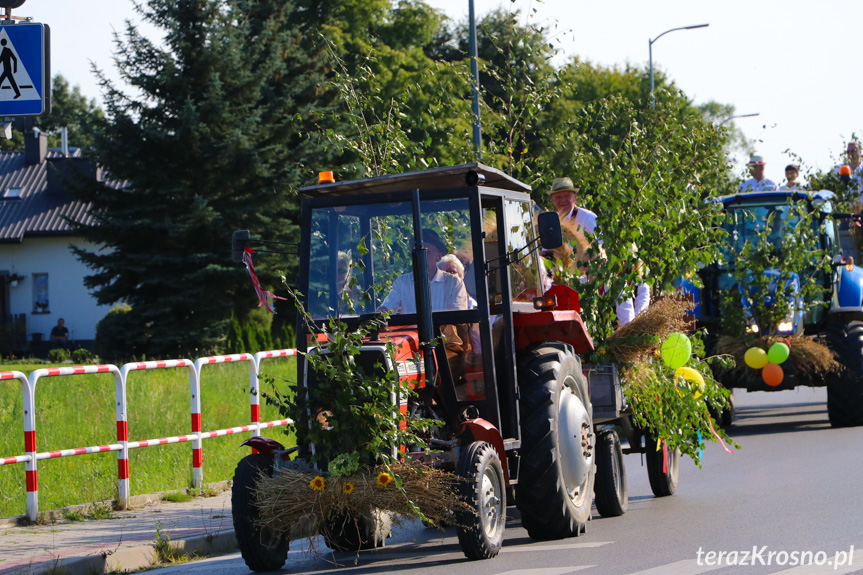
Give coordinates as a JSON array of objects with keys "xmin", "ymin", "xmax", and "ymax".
[
  {"xmin": 744, "ymin": 347, "xmax": 769, "ymax": 370},
  {"xmin": 675, "ymin": 366, "xmax": 706, "ymax": 399}
]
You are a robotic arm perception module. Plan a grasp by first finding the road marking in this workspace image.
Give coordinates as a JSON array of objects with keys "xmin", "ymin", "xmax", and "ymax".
[
  {"xmin": 496, "ymin": 568, "xmax": 593, "ymax": 575},
  {"xmin": 624, "ymin": 559, "xmax": 723, "ymax": 575},
  {"xmin": 500, "ymin": 541, "xmax": 614, "ymax": 553}
]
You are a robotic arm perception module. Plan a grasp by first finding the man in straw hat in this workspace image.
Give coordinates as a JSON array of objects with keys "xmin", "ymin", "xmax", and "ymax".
[
  {"xmin": 549, "ymin": 177, "xmax": 646, "ymax": 326},
  {"xmin": 738, "ymin": 155, "xmax": 776, "ymax": 192}
]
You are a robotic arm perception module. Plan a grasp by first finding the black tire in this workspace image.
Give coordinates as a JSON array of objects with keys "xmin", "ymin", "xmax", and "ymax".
[
  {"xmin": 231, "ymin": 454, "xmax": 289, "ymax": 572},
  {"xmin": 593, "ymin": 428, "xmax": 627, "ymax": 517},
  {"xmin": 825, "ymin": 321, "xmax": 863, "ymax": 427},
  {"xmin": 720, "ymin": 391, "xmax": 735, "ymax": 428},
  {"xmin": 456, "ymin": 441, "xmax": 506, "ymax": 560},
  {"xmin": 322, "ymin": 509, "xmax": 392, "ymax": 552},
  {"xmin": 515, "ymin": 342, "xmax": 595, "ymax": 540},
  {"xmin": 645, "ymin": 435, "xmax": 679, "ymax": 497}
]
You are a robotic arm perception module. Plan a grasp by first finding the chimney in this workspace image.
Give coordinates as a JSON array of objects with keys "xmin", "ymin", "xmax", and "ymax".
[
  {"xmin": 61, "ymin": 127, "xmax": 69, "ymax": 157},
  {"xmin": 24, "ymin": 128, "xmax": 47, "ymax": 166}
]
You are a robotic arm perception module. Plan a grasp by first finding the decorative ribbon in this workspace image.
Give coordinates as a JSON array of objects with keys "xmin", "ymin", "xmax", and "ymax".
[
  {"xmin": 707, "ymin": 412, "xmax": 735, "ymax": 454},
  {"xmin": 242, "ymin": 248, "xmax": 286, "ymax": 313}
]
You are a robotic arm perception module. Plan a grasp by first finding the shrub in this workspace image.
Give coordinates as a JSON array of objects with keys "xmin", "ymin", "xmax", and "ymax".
[
  {"xmin": 226, "ymin": 314, "xmax": 245, "ymax": 353},
  {"xmin": 95, "ymin": 303, "xmax": 142, "ymax": 362},
  {"xmin": 49, "ymin": 348, "xmax": 71, "ymax": 363},
  {"xmin": 71, "ymin": 348, "xmax": 96, "ymax": 364}
]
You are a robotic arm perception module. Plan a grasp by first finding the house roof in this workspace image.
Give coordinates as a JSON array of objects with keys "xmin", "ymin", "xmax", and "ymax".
[{"xmin": 0, "ymin": 148, "xmax": 103, "ymax": 243}]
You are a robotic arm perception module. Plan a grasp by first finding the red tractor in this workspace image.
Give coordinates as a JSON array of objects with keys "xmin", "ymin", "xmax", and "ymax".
[{"xmin": 231, "ymin": 164, "xmax": 618, "ymax": 570}]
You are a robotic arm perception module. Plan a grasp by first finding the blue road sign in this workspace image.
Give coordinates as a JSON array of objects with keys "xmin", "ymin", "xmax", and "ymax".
[{"xmin": 0, "ymin": 22, "xmax": 50, "ymax": 116}]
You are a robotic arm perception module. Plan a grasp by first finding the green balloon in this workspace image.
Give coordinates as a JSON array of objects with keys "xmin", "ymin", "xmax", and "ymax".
[
  {"xmin": 768, "ymin": 342, "xmax": 790, "ymax": 364},
  {"xmin": 661, "ymin": 332, "xmax": 691, "ymax": 369}
]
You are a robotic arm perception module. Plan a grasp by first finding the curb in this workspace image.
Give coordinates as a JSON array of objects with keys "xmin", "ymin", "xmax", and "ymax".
[{"xmin": 47, "ymin": 530, "xmax": 239, "ymax": 575}]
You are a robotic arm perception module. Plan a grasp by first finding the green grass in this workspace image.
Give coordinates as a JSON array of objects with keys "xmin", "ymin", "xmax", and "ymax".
[
  {"xmin": 162, "ymin": 491, "xmax": 193, "ymax": 503},
  {"xmin": 0, "ymin": 358, "xmax": 297, "ymax": 518}
]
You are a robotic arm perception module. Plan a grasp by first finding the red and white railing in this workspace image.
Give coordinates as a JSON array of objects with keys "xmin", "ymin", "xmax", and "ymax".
[{"xmin": 0, "ymin": 349, "xmax": 297, "ymax": 521}]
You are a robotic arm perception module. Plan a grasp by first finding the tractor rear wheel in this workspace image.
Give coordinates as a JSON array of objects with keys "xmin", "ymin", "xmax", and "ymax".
[
  {"xmin": 322, "ymin": 510, "xmax": 392, "ymax": 552},
  {"xmin": 645, "ymin": 435, "xmax": 679, "ymax": 497},
  {"xmin": 231, "ymin": 454, "xmax": 289, "ymax": 572},
  {"xmin": 456, "ymin": 441, "xmax": 506, "ymax": 559},
  {"xmin": 593, "ymin": 428, "xmax": 627, "ymax": 517},
  {"xmin": 825, "ymin": 321, "xmax": 863, "ymax": 427},
  {"xmin": 515, "ymin": 342, "xmax": 595, "ymax": 540}
]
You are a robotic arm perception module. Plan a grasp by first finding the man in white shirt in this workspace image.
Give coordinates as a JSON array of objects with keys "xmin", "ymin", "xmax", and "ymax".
[
  {"xmin": 833, "ymin": 141, "xmax": 863, "ymax": 199},
  {"xmin": 380, "ymin": 229, "xmax": 469, "ymax": 314},
  {"xmin": 549, "ymin": 177, "xmax": 648, "ymax": 326},
  {"xmin": 738, "ymin": 155, "xmax": 776, "ymax": 192}
]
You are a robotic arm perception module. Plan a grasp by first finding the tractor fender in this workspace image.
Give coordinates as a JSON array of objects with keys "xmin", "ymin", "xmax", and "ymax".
[
  {"xmin": 460, "ymin": 418, "xmax": 509, "ymax": 481},
  {"xmin": 240, "ymin": 436, "xmax": 285, "ymax": 460},
  {"xmin": 835, "ymin": 265, "xmax": 863, "ymax": 308}
]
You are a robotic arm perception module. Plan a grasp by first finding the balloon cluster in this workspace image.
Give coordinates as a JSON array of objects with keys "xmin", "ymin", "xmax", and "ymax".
[
  {"xmin": 743, "ymin": 342, "xmax": 790, "ymax": 386},
  {"xmin": 660, "ymin": 333, "xmax": 704, "ymax": 397}
]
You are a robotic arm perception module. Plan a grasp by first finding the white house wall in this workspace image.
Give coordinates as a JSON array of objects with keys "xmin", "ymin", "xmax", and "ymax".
[{"xmin": 1, "ymin": 237, "xmax": 110, "ymax": 342}]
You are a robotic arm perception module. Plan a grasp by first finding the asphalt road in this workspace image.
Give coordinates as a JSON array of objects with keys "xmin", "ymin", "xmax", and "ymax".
[{"xmin": 151, "ymin": 386, "xmax": 863, "ymax": 575}]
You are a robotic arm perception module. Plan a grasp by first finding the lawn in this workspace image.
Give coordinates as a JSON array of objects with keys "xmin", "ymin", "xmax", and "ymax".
[{"xmin": 0, "ymin": 357, "xmax": 297, "ymax": 518}]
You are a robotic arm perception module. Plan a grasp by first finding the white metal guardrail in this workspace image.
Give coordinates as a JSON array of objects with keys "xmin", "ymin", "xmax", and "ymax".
[{"xmin": 0, "ymin": 349, "xmax": 297, "ymax": 521}]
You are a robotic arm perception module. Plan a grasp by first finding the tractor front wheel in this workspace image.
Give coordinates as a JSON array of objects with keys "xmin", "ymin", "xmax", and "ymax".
[
  {"xmin": 593, "ymin": 428, "xmax": 627, "ymax": 517},
  {"xmin": 456, "ymin": 441, "xmax": 506, "ymax": 559},
  {"xmin": 231, "ymin": 454, "xmax": 289, "ymax": 572},
  {"xmin": 322, "ymin": 510, "xmax": 392, "ymax": 552},
  {"xmin": 516, "ymin": 342, "xmax": 595, "ymax": 540},
  {"xmin": 645, "ymin": 435, "xmax": 679, "ymax": 497},
  {"xmin": 825, "ymin": 321, "xmax": 863, "ymax": 427}
]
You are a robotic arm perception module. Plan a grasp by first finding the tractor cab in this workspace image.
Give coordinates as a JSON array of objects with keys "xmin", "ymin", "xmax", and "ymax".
[{"xmin": 295, "ymin": 163, "xmax": 587, "ymax": 447}]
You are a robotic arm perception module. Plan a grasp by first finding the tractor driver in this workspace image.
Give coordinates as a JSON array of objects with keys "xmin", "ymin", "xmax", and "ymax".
[{"xmin": 379, "ymin": 229, "xmax": 469, "ymax": 314}]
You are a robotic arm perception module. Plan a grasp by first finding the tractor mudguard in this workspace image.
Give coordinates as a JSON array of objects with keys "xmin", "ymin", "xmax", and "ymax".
[
  {"xmin": 460, "ymin": 418, "xmax": 509, "ymax": 481},
  {"xmin": 240, "ymin": 436, "xmax": 285, "ymax": 460},
  {"xmin": 835, "ymin": 265, "xmax": 863, "ymax": 308},
  {"xmin": 513, "ymin": 310, "xmax": 594, "ymax": 354}
]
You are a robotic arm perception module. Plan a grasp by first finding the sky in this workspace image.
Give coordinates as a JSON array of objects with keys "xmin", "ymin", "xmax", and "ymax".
[{"xmin": 13, "ymin": 0, "xmax": 863, "ymax": 183}]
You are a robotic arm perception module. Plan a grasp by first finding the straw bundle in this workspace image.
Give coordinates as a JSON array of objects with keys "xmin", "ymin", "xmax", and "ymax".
[
  {"xmin": 714, "ymin": 335, "xmax": 839, "ymax": 376},
  {"xmin": 253, "ymin": 463, "xmax": 471, "ymax": 535},
  {"xmin": 606, "ymin": 296, "xmax": 694, "ymax": 364}
]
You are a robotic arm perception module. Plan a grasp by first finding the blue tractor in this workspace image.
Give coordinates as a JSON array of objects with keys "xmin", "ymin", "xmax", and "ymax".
[{"xmin": 684, "ymin": 189, "xmax": 863, "ymax": 427}]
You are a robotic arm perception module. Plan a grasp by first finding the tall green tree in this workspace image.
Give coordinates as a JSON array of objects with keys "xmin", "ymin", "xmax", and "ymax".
[{"xmin": 72, "ymin": 0, "xmax": 338, "ymax": 358}]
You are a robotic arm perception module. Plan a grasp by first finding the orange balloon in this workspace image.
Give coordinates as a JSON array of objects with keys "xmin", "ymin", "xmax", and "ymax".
[{"xmin": 762, "ymin": 363, "xmax": 784, "ymax": 387}]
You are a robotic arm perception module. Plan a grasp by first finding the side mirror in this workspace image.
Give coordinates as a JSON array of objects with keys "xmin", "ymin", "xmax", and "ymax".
[
  {"xmin": 232, "ymin": 230, "xmax": 250, "ymax": 263},
  {"xmin": 537, "ymin": 212, "xmax": 563, "ymax": 250}
]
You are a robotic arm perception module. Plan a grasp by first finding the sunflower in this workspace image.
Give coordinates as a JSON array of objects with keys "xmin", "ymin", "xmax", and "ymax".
[
  {"xmin": 309, "ymin": 476, "xmax": 326, "ymax": 492},
  {"xmin": 343, "ymin": 482, "xmax": 355, "ymax": 495},
  {"xmin": 377, "ymin": 472, "xmax": 393, "ymax": 488}
]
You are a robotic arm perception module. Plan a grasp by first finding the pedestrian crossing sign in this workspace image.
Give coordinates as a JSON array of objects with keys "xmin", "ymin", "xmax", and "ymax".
[{"xmin": 0, "ymin": 22, "xmax": 50, "ymax": 116}]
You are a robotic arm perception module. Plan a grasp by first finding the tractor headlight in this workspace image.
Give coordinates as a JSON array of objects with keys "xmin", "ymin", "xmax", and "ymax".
[
  {"xmin": 777, "ymin": 320, "xmax": 794, "ymax": 334},
  {"xmin": 746, "ymin": 323, "xmax": 760, "ymax": 334}
]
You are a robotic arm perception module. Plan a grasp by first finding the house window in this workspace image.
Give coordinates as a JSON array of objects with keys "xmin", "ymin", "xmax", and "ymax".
[
  {"xmin": 3, "ymin": 187, "xmax": 22, "ymax": 199},
  {"xmin": 33, "ymin": 274, "xmax": 49, "ymax": 313}
]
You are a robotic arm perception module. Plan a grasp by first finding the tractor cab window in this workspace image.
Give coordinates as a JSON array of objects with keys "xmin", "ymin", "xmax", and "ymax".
[
  {"xmin": 504, "ymin": 199, "xmax": 543, "ymax": 303},
  {"xmin": 723, "ymin": 203, "xmax": 804, "ymax": 257},
  {"xmin": 307, "ymin": 198, "xmax": 473, "ymax": 319}
]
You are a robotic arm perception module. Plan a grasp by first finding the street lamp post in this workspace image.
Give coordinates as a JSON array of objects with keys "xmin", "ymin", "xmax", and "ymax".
[
  {"xmin": 649, "ymin": 23, "xmax": 709, "ymax": 109},
  {"xmin": 715, "ymin": 112, "xmax": 760, "ymax": 128},
  {"xmin": 469, "ymin": 0, "xmax": 482, "ymax": 159}
]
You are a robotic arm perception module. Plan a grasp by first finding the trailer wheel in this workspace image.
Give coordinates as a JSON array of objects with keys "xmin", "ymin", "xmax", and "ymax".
[
  {"xmin": 232, "ymin": 454, "xmax": 289, "ymax": 572},
  {"xmin": 645, "ymin": 435, "xmax": 679, "ymax": 497},
  {"xmin": 322, "ymin": 509, "xmax": 392, "ymax": 552},
  {"xmin": 516, "ymin": 342, "xmax": 595, "ymax": 540},
  {"xmin": 720, "ymin": 391, "xmax": 735, "ymax": 428},
  {"xmin": 593, "ymin": 428, "xmax": 627, "ymax": 517},
  {"xmin": 825, "ymin": 320, "xmax": 863, "ymax": 427},
  {"xmin": 456, "ymin": 441, "xmax": 506, "ymax": 559}
]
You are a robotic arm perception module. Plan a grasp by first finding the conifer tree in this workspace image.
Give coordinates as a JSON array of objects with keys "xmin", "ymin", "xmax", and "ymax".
[{"xmin": 72, "ymin": 0, "xmax": 339, "ymax": 357}]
